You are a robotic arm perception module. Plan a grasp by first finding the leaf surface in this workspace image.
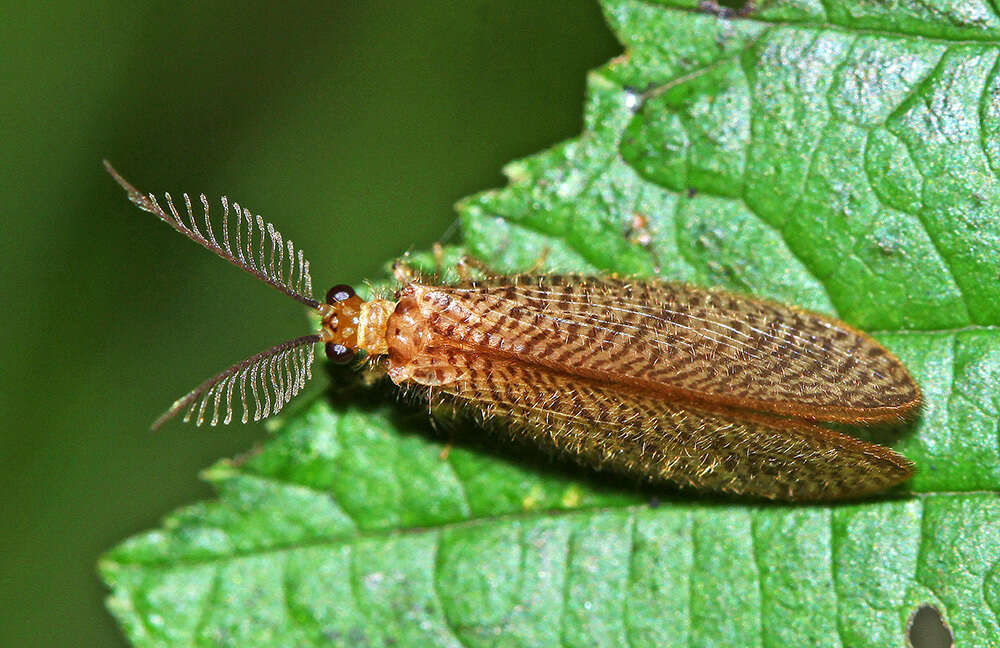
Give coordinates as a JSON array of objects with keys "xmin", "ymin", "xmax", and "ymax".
[{"xmin": 103, "ymin": 1, "xmax": 1000, "ymax": 645}]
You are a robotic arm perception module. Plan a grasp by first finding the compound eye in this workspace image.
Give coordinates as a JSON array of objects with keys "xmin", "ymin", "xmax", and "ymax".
[
  {"xmin": 325, "ymin": 342, "xmax": 355, "ymax": 364},
  {"xmin": 326, "ymin": 284, "xmax": 356, "ymax": 304}
]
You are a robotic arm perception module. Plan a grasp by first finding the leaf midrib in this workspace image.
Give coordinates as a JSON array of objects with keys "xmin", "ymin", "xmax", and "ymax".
[{"xmin": 102, "ymin": 464, "xmax": 997, "ymax": 572}]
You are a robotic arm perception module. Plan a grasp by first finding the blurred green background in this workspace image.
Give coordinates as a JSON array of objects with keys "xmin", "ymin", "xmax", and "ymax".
[{"xmin": 1, "ymin": 3, "xmax": 617, "ymax": 646}]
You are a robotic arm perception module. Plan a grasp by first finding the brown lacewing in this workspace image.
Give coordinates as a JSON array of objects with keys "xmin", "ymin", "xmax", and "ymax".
[{"xmin": 106, "ymin": 162, "xmax": 921, "ymax": 501}]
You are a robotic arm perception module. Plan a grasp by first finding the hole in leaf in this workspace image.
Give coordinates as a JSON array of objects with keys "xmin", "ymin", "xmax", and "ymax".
[
  {"xmin": 908, "ymin": 605, "xmax": 952, "ymax": 648},
  {"xmin": 715, "ymin": 0, "xmax": 749, "ymax": 9}
]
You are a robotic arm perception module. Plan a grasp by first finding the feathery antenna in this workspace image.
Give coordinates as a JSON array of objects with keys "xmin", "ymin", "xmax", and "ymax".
[
  {"xmin": 104, "ymin": 161, "xmax": 320, "ymax": 309},
  {"xmin": 152, "ymin": 335, "xmax": 320, "ymax": 431},
  {"xmin": 105, "ymin": 162, "xmax": 325, "ymax": 429}
]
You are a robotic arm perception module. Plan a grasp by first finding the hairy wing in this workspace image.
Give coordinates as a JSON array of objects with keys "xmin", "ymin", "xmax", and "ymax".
[
  {"xmin": 424, "ymin": 276, "xmax": 920, "ymax": 423},
  {"xmin": 404, "ymin": 346, "xmax": 913, "ymax": 501}
]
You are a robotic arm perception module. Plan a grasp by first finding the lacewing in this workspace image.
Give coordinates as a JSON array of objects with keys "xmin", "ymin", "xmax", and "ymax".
[{"xmin": 106, "ymin": 162, "xmax": 921, "ymax": 501}]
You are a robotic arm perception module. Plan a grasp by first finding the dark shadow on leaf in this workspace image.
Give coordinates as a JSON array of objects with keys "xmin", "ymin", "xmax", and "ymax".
[{"xmin": 846, "ymin": 415, "xmax": 922, "ymax": 448}]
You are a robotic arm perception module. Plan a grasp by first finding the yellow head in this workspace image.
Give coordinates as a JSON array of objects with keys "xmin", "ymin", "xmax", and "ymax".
[{"xmin": 319, "ymin": 284, "xmax": 395, "ymax": 363}]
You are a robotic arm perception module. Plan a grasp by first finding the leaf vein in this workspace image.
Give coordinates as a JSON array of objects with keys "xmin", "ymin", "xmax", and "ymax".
[
  {"xmin": 191, "ymin": 566, "xmax": 221, "ymax": 648},
  {"xmin": 749, "ymin": 514, "xmax": 766, "ymax": 647},
  {"xmin": 430, "ymin": 532, "xmax": 470, "ymax": 648},
  {"xmin": 627, "ymin": 0, "xmax": 1000, "ymax": 45},
  {"xmin": 828, "ymin": 509, "xmax": 846, "ymax": 648},
  {"xmin": 623, "ymin": 512, "xmax": 637, "ymax": 648},
  {"xmin": 978, "ymin": 51, "xmax": 1000, "ymax": 182}
]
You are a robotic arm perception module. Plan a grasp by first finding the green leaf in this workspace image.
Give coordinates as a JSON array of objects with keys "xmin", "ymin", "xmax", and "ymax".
[{"xmin": 102, "ymin": 1, "xmax": 1000, "ymax": 645}]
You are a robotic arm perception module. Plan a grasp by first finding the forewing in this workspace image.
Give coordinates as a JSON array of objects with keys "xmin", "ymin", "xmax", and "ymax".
[
  {"xmin": 428, "ymin": 276, "xmax": 920, "ymax": 423},
  {"xmin": 403, "ymin": 346, "xmax": 913, "ymax": 501}
]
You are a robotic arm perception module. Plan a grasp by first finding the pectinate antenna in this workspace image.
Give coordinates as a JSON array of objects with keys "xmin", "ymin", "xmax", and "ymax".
[
  {"xmin": 152, "ymin": 334, "xmax": 320, "ymax": 431},
  {"xmin": 106, "ymin": 162, "xmax": 326, "ymax": 429},
  {"xmin": 104, "ymin": 161, "xmax": 321, "ymax": 310}
]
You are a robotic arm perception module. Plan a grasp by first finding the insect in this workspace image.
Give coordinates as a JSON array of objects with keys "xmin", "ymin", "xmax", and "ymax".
[{"xmin": 106, "ymin": 162, "xmax": 921, "ymax": 501}]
